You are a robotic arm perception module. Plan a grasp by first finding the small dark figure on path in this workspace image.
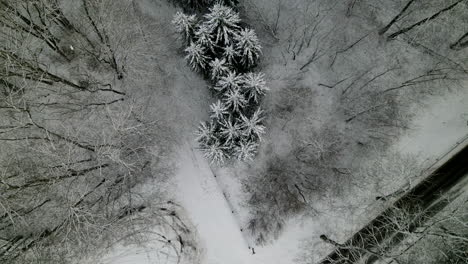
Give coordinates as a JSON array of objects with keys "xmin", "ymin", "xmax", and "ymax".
[{"xmin": 251, "ymin": 248, "xmax": 255, "ymax": 255}]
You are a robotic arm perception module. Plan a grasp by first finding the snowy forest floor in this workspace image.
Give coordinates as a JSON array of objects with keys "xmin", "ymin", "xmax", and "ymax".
[
  {"xmin": 89, "ymin": 0, "xmax": 468, "ymax": 263},
  {"xmin": 94, "ymin": 93, "xmax": 468, "ymax": 264}
]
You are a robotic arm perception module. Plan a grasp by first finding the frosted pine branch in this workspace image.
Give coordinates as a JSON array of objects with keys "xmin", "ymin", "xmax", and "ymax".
[
  {"xmin": 235, "ymin": 28, "xmax": 262, "ymax": 68},
  {"xmin": 195, "ymin": 121, "xmax": 216, "ymax": 143},
  {"xmin": 219, "ymin": 116, "xmax": 241, "ymax": 144},
  {"xmin": 209, "ymin": 58, "xmax": 230, "ymax": 81},
  {"xmin": 215, "ymin": 71, "xmax": 243, "ymax": 92},
  {"xmin": 242, "ymin": 72, "xmax": 269, "ymax": 102},
  {"xmin": 200, "ymin": 140, "xmax": 228, "ymax": 164},
  {"xmin": 209, "ymin": 100, "xmax": 229, "ymax": 119},
  {"xmin": 185, "ymin": 42, "xmax": 209, "ymax": 72},
  {"xmin": 223, "ymin": 87, "xmax": 247, "ymax": 112},
  {"xmin": 234, "ymin": 140, "xmax": 258, "ymax": 161},
  {"xmin": 172, "ymin": 12, "xmax": 197, "ymax": 43},
  {"xmin": 239, "ymin": 108, "xmax": 265, "ymax": 140},
  {"xmin": 203, "ymin": 4, "xmax": 241, "ymax": 46}
]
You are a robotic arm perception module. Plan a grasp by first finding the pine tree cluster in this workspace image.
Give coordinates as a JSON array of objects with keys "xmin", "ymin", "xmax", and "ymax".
[
  {"xmin": 172, "ymin": 4, "xmax": 268, "ymax": 164},
  {"xmin": 175, "ymin": 0, "xmax": 239, "ymax": 10}
]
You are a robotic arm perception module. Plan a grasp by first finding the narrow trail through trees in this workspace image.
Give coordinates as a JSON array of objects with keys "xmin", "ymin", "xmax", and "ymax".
[{"xmin": 174, "ymin": 142, "xmax": 255, "ymax": 264}]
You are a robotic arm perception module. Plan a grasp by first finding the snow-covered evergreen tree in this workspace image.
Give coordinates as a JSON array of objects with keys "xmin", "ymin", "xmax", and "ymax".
[
  {"xmin": 242, "ymin": 72, "xmax": 269, "ymax": 102},
  {"xmin": 177, "ymin": 0, "xmax": 211, "ymax": 9},
  {"xmin": 209, "ymin": 58, "xmax": 230, "ymax": 81},
  {"xmin": 203, "ymin": 4, "xmax": 241, "ymax": 46},
  {"xmin": 239, "ymin": 108, "xmax": 265, "ymax": 140},
  {"xmin": 223, "ymin": 44, "xmax": 237, "ymax": 64},
  {"xmin": 217, "ymin": 0, "xmax": 239, "ymax": 7},
  {"xmin": 235, "ymin": 28, "xmax": 262, "ymax": 68},
  {"xmin": 223, "ymin": 87, "xmax": 247, "ymax": 112},
  {"xmin": 176, "ymin": 0, "xmax": 238, "ymax": 11},
  {"xmin": 178, "ymin": 2, "xmax": 267, "ymax": 164},
  {"xmin": 195, "ymin": 121, "xmax": 216, "ymax": 143},
  {"xmin": 172, "ymin": 12, "xmax": 197, "ymax": 43},
  {"xmin": 219, "ymin": 117, "xmax": 241, "ymax": 144},
  {"xmin": 185, "ymin": 42, "xmax": 209, "ymax": 72},
  {"xmin": 215, "ymin": 71, "xmax": 243, "ymax": 92},
  {"xmin": 233, "ymin": 140, "xmax": 258, "ymax": 161},
  {"xmin": 209, "ymin": 100, "xmax": 229, "ymax": 119},
  {"xmin": 195, "ymin": 25, "xmax": 216, "ymax": 52},
  {"xmin": 200, "ymin": 140, "xmax": 228, "ymax": 164}
]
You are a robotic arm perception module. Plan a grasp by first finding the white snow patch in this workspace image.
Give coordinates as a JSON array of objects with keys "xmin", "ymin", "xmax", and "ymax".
[
  {"xmin": 174, "ymin": 142, "xmax": 311, "ymax": 264},
  {"xmin": 396, "ymin": 90, "xmax": 468, "ymax": 159},
  {"xmin": 174, "ymin": 142, "xmax": 253, "ymax": 264}
]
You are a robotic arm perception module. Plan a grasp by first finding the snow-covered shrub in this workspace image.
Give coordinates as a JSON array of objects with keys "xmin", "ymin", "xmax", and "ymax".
[
  {"xmin": 235, "ymin": 28, "xmax": 262, "ymax": 68},
  {"xmin": 185, "ymin": 42, "xmax": 209, "ymax": 72},
  {"xmin": 242, "ymin": 72, "xmax": 269, "ymax": 103},
  {"xmin": 203, "ymin": 4, "xmax": 241, "ymax": 46},
  {"xmin": 172, "ymin": 12, "xmax": 197, "ymax": 43},
  {"xmin": 209, "ymin": 58, "xmax": 230, "ymax": 81}
]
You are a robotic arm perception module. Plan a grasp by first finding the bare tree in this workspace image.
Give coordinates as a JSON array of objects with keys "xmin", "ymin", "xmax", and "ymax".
[
  {"xmin": 386, "ymin": 0, "xmax": 465, "ymax": 41},
  {"xmin": 0, "ymin": 1, "xmax": 184, "ymax": 262},
  {"xmin": 0, "ymin": 98, "xmax": 177, "ymax": 263},
  {"xmin": 244, "ymin": 157, "xmax": 307, "ymax": 245},
  {"xmin": 80, "ymin": 0, "xmax": 125, "ymax": 79},
  {"xmin": 0, "ymin": 0, "xmax": 137, "ymax": 80},
  {"xmin": 378, "ymin": 0, "xmax": 416, "ymax": 35},
  {"xmin": 0, "ymin": 0, "xmax": 73, "ymax": 60},
  {"xmin": 317, "ymin": 196, "xmax": 468, "ymax": 264},
  {"xmin": 244, "ymin": 125, "xmax": 346, "ymax": 244}
]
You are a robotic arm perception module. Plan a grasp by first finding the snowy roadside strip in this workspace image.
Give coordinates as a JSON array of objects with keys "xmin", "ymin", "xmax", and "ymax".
[{"xmin": 172, "ymin": 2, "xmax": 269, "ymax": 164}]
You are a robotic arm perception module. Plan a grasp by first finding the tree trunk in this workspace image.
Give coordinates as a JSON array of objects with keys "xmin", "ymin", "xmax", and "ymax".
[
  {"xmin": 450, "ymin": 31, "xmax": 468, "ymax": 50},
  {"xmin": 387, "ymin": 0, "xmax": 464, "ymax": 40},
  {"xmin": 379, "ymin": 0, "xmax": 416, "ymax": 35}
]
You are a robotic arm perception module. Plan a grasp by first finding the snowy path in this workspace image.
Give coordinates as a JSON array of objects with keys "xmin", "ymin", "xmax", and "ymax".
[{"xmin": 174, "ymin": 142, "xmax": 255, "ymax": 264}]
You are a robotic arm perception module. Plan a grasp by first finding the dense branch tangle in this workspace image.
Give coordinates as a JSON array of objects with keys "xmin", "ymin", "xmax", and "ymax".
[
  {"xmin": 0, "ymin": 0, "xmax": 126, "ymax": 80},
  {"xmin": 0, "ymin": 0, "xmax": 73, "ymax": 60},
  {"xmin": 0, "ymin": 46, "xmax": 125, "ymax": 98},
  {"xmin": 0, "ymin": 38, "xmax": 156, "ymax": 253},
  {"xmin": 0, "ymin": 98, "xmax": 168, "ymax": 263},
  {"xmin": 0, "ymin": 68, "xmax": 162, "ymax": 264},
  {"xmin": 0, "ymin": 1, "xmax": 175, "ymax": 263}
]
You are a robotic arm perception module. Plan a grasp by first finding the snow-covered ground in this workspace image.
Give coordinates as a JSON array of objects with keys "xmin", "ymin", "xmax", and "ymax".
[
  {"xmin": 188, "ymin": 91, "xmax": 468, "ymax": 264},
  {"xmin": 92, "ymin": 139, "xmax": 311, "ymax": 264},
  {"xmin": 169, "ymin": 140, "xmax": 310, "ymax": 264},
  {"xmin": 396, "ymin": 89, "xmax": 468, "ymax": 159},
  {"xmin": 94, "ymin": 91, "xmax": 467, "ymax": 263},
  {"xmin": 174, "ymin": 141, "xmax": 253, "ymax": 264},
  {"xmin": 88, "ymin": 1, "xmax": 468, "ymax": 263}
]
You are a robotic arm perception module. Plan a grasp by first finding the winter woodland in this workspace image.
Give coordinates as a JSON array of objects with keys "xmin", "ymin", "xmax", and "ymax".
[{"xmin": 1, "ymin": 0, "xmax": 467, "ymax": 264}]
